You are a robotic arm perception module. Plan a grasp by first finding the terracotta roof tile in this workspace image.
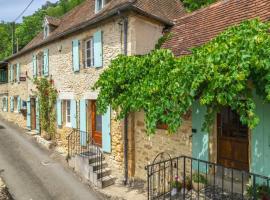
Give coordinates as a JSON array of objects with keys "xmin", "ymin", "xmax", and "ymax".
[
  {"xmin": 12, "ymin": 0, "xmax": 185, "ymax": 60},
  {"xmin": 164, "ymin": 0, "xmax": 270, "ymax": 56}
]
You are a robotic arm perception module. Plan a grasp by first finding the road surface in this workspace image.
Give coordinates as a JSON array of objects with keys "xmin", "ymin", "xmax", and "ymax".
[{"xmin": 0, "ymin": 118, "xmax": 101, "ymax": 200}]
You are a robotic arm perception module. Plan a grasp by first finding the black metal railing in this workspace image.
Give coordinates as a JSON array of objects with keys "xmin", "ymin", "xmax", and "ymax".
[
  {"xmin": 67, "ymin": 129, "xmax": 104, "ymax": 183},
  {"xmin": 145, "ymin": 155, "xmax": 270, "ymax": 200}
]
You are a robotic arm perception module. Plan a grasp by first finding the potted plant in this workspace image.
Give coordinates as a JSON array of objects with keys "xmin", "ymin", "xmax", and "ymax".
[
  {"xmin": 171, "ymin": 176, "xmax": 182, "ymax": 196},
  {"xmin": 247, "ymin": 183, "xmax": 270, "ymax": 200},
  {"xmin": 192, "ymin": 173, "xmax": 207, "ymax": 192}
]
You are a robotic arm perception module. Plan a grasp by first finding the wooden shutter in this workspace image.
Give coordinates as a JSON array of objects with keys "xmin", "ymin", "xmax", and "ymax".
[
  {"xmin": 192, "ymin": 102, "xmax": 209, "ymax": 172},
  {"xmin": 43, "ymin": 49, "xmax": 49, "ymax": 76},
  {"xmin": 102, "ymin": 106, "xmax": 111, "ymax": 153},
  {"xmin": 33, "ymin": 55, "xmax": 37, "ymax": 77},
  {"xmin": 10, "ymin": 64, "xmax": 14, "ymax": 82},
  {"xmin": 93, "ymin": 31, "xmax": 103, "ymax": 67},
  {"xmin": 72, "ymin": 40, "xmax": 80, "ymax": 72},
  {"xmin": 27, "ymin": 98, "xmax": 31, "ymax": 130},
  {"xmin": 36, "ymin": 97, "xmax": 40, "ymax": 133},
  {"xmin": 71, "ymin": 99, "xmax": 77, "ymax": 129},
  {"xmin": 80, "ymin": 99, "xmax": 87, "ymax": 146},
  {"xmin": 17, "ymin": 96, "xmax": 21, "ymax": 112},
  {"xmin": 17, "ymin": 63, "xmax": 20, "ymax": 83},
  {"xmin": 10, "ymin": 96, "xmax": 14, "ymax": 112},
  {"xmin": 57, "ymin": 99, "xmax": 62, "ymax": 127}
]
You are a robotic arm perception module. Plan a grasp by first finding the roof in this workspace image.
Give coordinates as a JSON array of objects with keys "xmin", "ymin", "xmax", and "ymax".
[
  {"xmin": 45, "ymin": 16, "xmax": 61, "ymax": 27},
  {"xmin": 163, "ymin": 0, "xmax": 270, "ymax": 56},
  {"xmin": 7, "ymin": 0, "xmax": 185, "ymax": 61}
]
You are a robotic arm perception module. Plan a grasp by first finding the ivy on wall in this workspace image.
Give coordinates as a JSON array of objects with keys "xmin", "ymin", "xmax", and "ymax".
[
  {"xmin": 32, "ymin": 77, "xmax": 57, "ymax": 140},
  {"xmin": 94, "ymin": 19, "xmax": 270, "ymax": 134}
]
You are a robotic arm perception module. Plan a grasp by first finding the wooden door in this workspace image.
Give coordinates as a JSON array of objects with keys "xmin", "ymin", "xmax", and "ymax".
[
  {"xmin": 217, "ymin": 107, "xmax": 249, "ymax": 171},
  {"xmin": 91, "ymin": 101, "xmax": 102, "ymax": 146},
  {"xmin": 30, "ymin": 98, "xmax": 36, "ymax": 130}
]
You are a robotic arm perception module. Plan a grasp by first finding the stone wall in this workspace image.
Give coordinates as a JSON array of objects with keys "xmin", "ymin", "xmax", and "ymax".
[{"xmin": 132, "ymin": 112, "xmax": 193, "ymax": 181}]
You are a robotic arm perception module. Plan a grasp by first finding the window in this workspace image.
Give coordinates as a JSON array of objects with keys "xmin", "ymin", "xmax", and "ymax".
[
  {"xmin": 2, "ymin": 97, "xmax": 7, "ymax": 112},
  {"xmin": 95, "ymin": 0, "xmax": 110, "ymax": 12},
  {"xmin": 37, "ymin": 52, "xmax": 44, "ymax": 76},
  {"xmin": 95, "ymin": 0, "xmax": 103, "ymax": 12},
  {"xmin": 44, "ymin": 22, "xmax": 50, "ymax": 39},
  {"xmin": 66, "ymin": 100, "xmax": 71, "ymax": 127},
  {"xmin": 85, "ymin": 38, "xmax": 94, "ymax": 67}
]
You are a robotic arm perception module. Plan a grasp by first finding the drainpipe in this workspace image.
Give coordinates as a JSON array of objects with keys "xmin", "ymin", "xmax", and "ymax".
[{"xmin": 123, "ymin": 17, "xmax": 129, "ymax": 186}]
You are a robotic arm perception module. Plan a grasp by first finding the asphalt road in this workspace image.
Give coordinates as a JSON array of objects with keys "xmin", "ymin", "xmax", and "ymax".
[{"xmin": 0, "ymin": 118, "xmax": 101, "ymax": 200}]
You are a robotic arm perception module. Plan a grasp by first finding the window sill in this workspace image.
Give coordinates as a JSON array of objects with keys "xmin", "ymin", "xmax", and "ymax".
[{"xmin": 65, "ymin": 123, "xmax": 72, "ymax": 128}]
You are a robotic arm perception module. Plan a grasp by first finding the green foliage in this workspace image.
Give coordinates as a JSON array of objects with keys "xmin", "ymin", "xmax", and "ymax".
[
  {"xmin": 0, "ymin": 22, "xmax": 13, "ymax": 60},
  {"xmin": 171, "ymin": 176, "xmax": 182, "ymax": 190},
  {"xmin": 0, "ymin": 0, "xmax": 86, "ymax": 61},
  {"xmin": 180, "ymin": 0, "xmax": 217, "ymax": 12},
  {"xmin": 94, "ymin": 19, "xmax": 270, "ymax": 134},
  {"xmin": 192, "ymin": 173, "xmax": 207, "ymax": 184},
  {"xmin": 32, "ymin": 77, "xmax": 57, "ymax": 140},
  {"xmin": 155, "ymin": 33, "xmax": 172, "ymax": 50}
]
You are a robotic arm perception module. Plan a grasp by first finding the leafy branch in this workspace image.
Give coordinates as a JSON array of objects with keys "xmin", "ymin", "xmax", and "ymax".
[{"xmin": 94, "ymin": 19, "xmax": 270, "ymax": 134}]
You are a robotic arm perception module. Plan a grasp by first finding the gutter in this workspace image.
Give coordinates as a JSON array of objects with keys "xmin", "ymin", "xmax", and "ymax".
[
  {"xmin": 123, "ymin": 17, "xmax": 129, "ymax": 185},
  {"xmin": 3, "ymin": 3, "xmax": 174, "ymax": 62}
]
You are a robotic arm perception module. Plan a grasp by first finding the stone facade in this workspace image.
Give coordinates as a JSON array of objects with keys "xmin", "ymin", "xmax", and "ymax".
[
  {"xmin": 131, "ymin": 111, "xmax": 192, "ymax": 181},
  {"xmin": 0, "ymin": 12, "xmax": 164, "ymax": 180}
]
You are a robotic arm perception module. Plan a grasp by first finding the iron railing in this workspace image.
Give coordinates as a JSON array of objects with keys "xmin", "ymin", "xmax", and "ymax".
[
  {"xmin": 145, "ymin": 154, "xmax": 270, "ymax": 200},
  {"xmin": 67, "ymin": 129, "xmax": 104, "ymax": 183}
]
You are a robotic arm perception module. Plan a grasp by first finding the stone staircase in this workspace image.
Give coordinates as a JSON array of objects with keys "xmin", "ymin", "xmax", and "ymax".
[
  {"xmin": 68, "ymin": 152, "xmax": 115, "ymax": 188},
  {"xmin": 66, "ymin": 129, "xmax": 115, "ymax": 189}
]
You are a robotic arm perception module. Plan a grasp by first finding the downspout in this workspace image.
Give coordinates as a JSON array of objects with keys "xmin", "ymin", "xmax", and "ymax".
[{"xmin": 123, "ymin": 16, "xmax": 129, "ymax": 186}]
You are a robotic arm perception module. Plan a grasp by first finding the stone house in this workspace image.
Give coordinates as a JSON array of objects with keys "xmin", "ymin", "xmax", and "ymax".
[
  {"xmin": 1, "ymin": 0, "xmax": 270, "ymax": 193},
  {"xmin": 0, "ymin": 0, "xmax": 185, "ymax": 188},
  {"xmin": 132, "ymin": 0, "xmax": 270, "ymax": 184}
]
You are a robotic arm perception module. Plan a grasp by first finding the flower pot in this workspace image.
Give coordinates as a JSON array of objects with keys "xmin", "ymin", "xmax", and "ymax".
[
  {"xmin": 192, "ymin": 181, "xmax": 205, "ymax": 192},
  {"xmin": 171, "ymin": 188, "xmax": 178, "ymax": 196}
]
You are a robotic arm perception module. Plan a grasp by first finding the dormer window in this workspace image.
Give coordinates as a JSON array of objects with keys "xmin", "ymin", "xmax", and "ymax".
[
  {"xmin": 43, "ymin": 19, "xmax": 50, "ymax": 39},
  {"xmin": 95, "ymin": 0, "xmax": 110, "ymax": 13},
  {"xmin": 44, "ymin": 24, "xmax": 49, "ymax": 39}
]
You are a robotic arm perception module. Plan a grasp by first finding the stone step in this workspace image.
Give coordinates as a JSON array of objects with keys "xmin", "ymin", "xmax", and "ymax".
[
  {"xmin": 93, "ymin": 168, "xmax": 111, "ymax": 180},
  {"xmin": 88, "ymin": 155, "xmax": 104, "ymax": 164},
  {"xmin": 89, "ymin": 161, "xmax": 108, "ymax": 172},
  {"xmin": 97, "ymin": 175, "xmax": 115, "ymax": 188}
]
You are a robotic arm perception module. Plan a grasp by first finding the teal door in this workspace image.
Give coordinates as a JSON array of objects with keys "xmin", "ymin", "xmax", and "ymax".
[
  {"xmin": 192, "ymin": 102, "xmax": 209, "ymax": 172},
  {"xmin": 251, "ymin": 94, "xmax": 270, "ymax": 182}
]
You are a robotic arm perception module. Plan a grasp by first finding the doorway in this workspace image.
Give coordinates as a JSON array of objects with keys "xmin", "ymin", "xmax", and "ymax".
[
  {"xmin": 90, "ymin": 101, "xmax": 102, "ymax": 147},
  {"xmin": 217, "ymin": 107, "xmax": 249, "ymax": 171},
  {"xmin": 30, "ymin": 98, "xmax": 36, "ymax": 130}
]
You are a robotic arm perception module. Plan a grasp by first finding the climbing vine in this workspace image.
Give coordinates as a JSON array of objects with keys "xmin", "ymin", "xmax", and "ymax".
[
  {"xmin": 94, "ymin": 19, "xmax": 270, "ymax": 134},
  {"xmin": 32, "ymin": 77, "xmax": 58, "ymax": 140}
]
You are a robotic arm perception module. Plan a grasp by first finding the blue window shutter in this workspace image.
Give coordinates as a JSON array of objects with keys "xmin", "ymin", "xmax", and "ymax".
[
  {"xmin": 71, "ymin": 99, "xmax": 77, "ymax": 129},
  {"xmin": 72, "ymin": 40, "xmax": 80, "ymax": 72},
  {"xmin": 102, "ymin": 106, "xmax": 111, "ymax": 153},
  {"xmin": 27, "ymin": 98, "xmax": 31, "ymax": 130},
  {"xmin": 17, "ymin": 96, "xmax": 21, "ymax": 112},
  {"xmin": 10, "ymin": 96, "xmax": 14, "ymax": 112},
  {"xmin": 80, "ymin": 99, "xmax": 87, "ymax": 146},
  {"xmin": 33, "ymin": 55, "xmax": 37, "ymax": 77},
  {"xmin": 93, "ymin": 31, "xmax": 103, "ymax": 67},
  {"xmin": 43, "ymin": 49, "xmax": 49, "ymax": 76},
  {"xmin": 36, "ymin": 97, "xmax": 40, "ymax": 133},
  {"xmin": 10, "ymin": 64, "xmax": 14, "ymax": 82},
  {"xmin": 17, "ymin": 63, "xmax": 20, "ymax": 83},
  {"xmin": 57, "ymin": 99, "xmax": 62, "ymax": 127}
]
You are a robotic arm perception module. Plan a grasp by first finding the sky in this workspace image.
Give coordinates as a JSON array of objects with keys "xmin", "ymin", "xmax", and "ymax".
[{"xmin": 0, "ymin": 0, "xmax": 59, "ymax": 22}]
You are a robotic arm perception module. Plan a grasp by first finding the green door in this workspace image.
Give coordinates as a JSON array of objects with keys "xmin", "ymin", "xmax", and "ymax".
[{"xmin": 192, "ymin": 102, "xmax": 209, "ymax": 172}]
